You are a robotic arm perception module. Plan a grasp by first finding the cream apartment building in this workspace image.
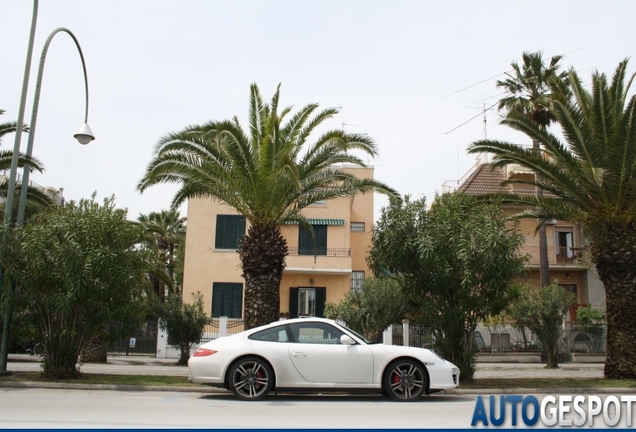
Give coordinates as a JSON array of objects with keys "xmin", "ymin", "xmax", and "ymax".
[
  {"xmin": 181, "ymin": 166, "xmax": 375, "ymax": 319},
  {"xmin": 447, "ymin": 160, "xmax": 606, "ymax": 320}
]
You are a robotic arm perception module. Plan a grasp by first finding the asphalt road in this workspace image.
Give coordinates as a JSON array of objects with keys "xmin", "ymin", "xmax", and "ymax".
[
  {"xmin": 0, "ymin": 387, "xmax": 516, "ymax": 428},
  {"xmin": 4, "ymin": 355, "xmax": 633, "ymax": 428},
  {"xmin": 2, "ymin": 387, "xmax": 634, "ymax": 428}
]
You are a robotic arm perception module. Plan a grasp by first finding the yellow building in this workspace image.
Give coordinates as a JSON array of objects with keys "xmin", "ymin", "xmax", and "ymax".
[
  {"xmin": 447, "ymin": 160, "xmax": 606, "ymax": 321},
  {"xmin": 181, "ymin": 165, "xmax": 375, "ymax": 319}
]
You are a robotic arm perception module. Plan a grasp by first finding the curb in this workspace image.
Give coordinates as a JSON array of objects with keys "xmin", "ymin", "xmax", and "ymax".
[{"xmin": 0, "ymin": 381, "xmax": 222, "ymax": 393}]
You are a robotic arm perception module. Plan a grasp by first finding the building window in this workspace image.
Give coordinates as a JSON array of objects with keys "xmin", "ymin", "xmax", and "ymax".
[
  {"xmin": 350, "ymin": 222, "xmax": 365, "ymax": 232},
  {"xmin": 289, "ymin": 287, "xmax": 326, "ymax": 318},
  {"xmin": 212, "ymin": 282, "xmax": 243, "ymax": 318},
  {"xmin": 555, "ymin": 227, "xmax": 575, "ymax": 263},
  {"xmin": 298, "ymin": 225, "xmax": 327, "ymax": 255},
  {"xmin": 351, "ymin": 271, "xmax": 364, "ymax": 293},
  {"xmin": 298, "ymin": 288, "xmax": 316, "ymax": 317},
  {"xmin": 560, "ymin": 284, "xmax": 577, "ymax": 297},
  {"xmin": 215, "ymin": 215, "xmax": 245, "ymax": 250}
]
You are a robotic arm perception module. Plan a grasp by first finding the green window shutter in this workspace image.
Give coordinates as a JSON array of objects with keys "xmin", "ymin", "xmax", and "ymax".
[
  {"xmin": 298, "ymin": 225, "xmax": 327, "ymax": 255},
  {"xmin": 315, "ymin": 287, "xmax": 326, "ymax": 317},
  {"xmin": 212, "ymin": 283, "xmax": 243, "ymax": 318},
  {"xmin": 298, "ymin": 227, "xmax": 312, "ymax": 255},
  {"xmin": 289, "ymin": 288, "xmax": 299, "ymax": 318},
  {"xmin": 215, "ymin": 215, "xmax": 246, "ymax": 249},
  {"xmin": 314, "ymin": 226, "xmax": 327, "ymax": 255}
]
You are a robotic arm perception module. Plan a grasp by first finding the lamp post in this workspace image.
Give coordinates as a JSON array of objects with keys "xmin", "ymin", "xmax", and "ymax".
[
  {"xmin": 15, "ymin": 27, "xmax": 94, "ymax": 227},
  {"xmin": 2, "ymin": 1, "xmax": 39, "ymax": 236},
  {"xmin": 0, "ymin": 3, "xmax": 94, "ymax": 372}
]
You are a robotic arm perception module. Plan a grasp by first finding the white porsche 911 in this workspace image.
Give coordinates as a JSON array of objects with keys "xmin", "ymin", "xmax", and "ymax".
[{"xmin": 188, "ymin": 317, "xmax": 459, "ymax": 401}]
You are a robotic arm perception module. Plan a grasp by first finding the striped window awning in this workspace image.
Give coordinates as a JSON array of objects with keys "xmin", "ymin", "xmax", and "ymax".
[{"xmin": 284, "ymin": 218, "xmax": 345, "ymax": 226}]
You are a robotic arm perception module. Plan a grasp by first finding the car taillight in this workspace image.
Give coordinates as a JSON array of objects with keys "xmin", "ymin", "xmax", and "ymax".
[{"xmin": 193, "ymin": 348, "xmax": 217, "ymax": 357}]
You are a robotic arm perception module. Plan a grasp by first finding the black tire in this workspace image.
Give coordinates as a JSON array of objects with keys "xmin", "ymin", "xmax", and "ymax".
[
  {"xmin": 382, "ymin": 359, "xmax": 427, "ymax": 401},
  {"xmin": 228, "ymin": 357, "xmax": 274, "ymax": 401},
  {"xmin": 33, "ymin": 343, "xmax": 44, "ymax": 356}
]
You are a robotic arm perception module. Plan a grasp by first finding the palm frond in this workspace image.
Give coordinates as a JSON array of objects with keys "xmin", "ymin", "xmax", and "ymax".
[
  {"xmin": 469, "ymin": 59, "xmax": 636, "ymax": 228},
  {"xmin": 139, "ymin": 84, "xmax": 397, "ymax": 227}
]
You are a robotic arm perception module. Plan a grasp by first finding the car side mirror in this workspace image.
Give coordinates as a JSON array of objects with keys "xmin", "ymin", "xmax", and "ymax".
[{"xmin": 340, "ymin": 335, "xmax": 356, "ymax": 345}]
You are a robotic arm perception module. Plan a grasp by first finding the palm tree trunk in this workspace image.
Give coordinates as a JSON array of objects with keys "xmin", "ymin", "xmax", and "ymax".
[
  {"xmin": 239, "ymin": 224, "xmax": 288, "ymax": 329},
  {"xmin": 80, "ymin": 332, "xmax": 108, "ymax": 363},
  {"xmin": 591, "ymin": 226, "xmax": 636, "ymax": 379}
]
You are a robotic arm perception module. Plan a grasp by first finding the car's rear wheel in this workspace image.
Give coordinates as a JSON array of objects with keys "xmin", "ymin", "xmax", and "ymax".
[
  {"xmin": 228, "ymin": 357, "xmax": 273, "ymax": 401},
  {"xmin": 383, "ymin": 359, "xmax": 427, "ymax": 401}
]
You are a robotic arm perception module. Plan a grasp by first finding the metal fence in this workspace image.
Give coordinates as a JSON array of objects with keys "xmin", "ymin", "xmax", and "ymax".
[
  {"xmin": 473, "ymin": 323, "xmax": 607, "ymax": 355},
  {"xmin": 394, "ymin": 322, "xmax": 606, "ymax": 361},
  {"xmin": 200, "ymin": 318, "xmax": 245, "ymax": 343},
  {"xmin": 107, "ymin": 321, "xmax": 158, "ymax": 357}
]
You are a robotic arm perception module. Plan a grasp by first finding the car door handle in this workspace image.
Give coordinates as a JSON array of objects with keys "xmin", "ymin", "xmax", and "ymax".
[{"xmin": 291, "ymin": 352, "xmax": 306, "ymax": 358}]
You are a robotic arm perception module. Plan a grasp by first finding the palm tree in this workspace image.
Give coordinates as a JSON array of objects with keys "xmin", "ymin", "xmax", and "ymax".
[
  {"xmin": 0, "ymin": 109, "xmax": 52, "ymax": 215},
  {"xmin": 496, "ymin": 52, "xmax": 568, "ymax": 287},
  {"xmin": 0, "ymin": 109, "xmax": 19, "ymax": 143},
  {"xmin": 137, "ymin": 209, "xmax": 186, "ymax": 299},
  {"xmin": 496, "ymin": 52, "xmax": 567, "ymax": 126},
  {"xmin": 468, "ymin": 59, "xmax": 636, "ymax": 379},
  {"xmin": 138, "ymin": 83, "xmax": 398, "ymax": 329}
]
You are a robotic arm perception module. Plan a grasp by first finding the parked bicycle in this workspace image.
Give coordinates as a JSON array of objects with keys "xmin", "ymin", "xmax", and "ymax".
[{"xmin": 25, "ymin": 340, "xmax": 44, "ymax": 356}]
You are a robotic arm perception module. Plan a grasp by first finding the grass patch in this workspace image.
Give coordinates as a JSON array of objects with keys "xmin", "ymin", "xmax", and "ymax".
[
  {"xmin": 0, "ymin": 371, "xmax": 197, "ymax": 387},
  {"xmin": 459, "ymin": 378, "xmax": 636, "ymax": 389}
]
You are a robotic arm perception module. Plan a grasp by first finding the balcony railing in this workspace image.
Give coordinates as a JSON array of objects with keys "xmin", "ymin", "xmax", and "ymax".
[
  {"xmin": 556, "ymin": 246, "xmax": 577, "ymax": 263},
  {"xmin": 0, "ymin": 169, "xmax": 64, "ymax": 206},
  {"xmin": 288, "ymin": 247, "xmax": 351, "ymax": 257}
]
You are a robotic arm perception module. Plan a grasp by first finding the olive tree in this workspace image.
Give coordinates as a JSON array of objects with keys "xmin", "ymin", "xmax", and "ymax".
[
  {"xmin": 159, "ymin": 292, "xmax": 211, "ymax": 365},
  {"xmin": 324, "ymin": 277, "xmax": 408, "ymax": 341},
  {"xmin": 576, "ymin": 305, "xmax": 607, "ymax": 354},
  {"xmin": 506, "ymin": 283, "xmax": 575, "ymax": 368},
  {"xmin": 8, "ymin": 196, "xmax": 157, "ymax": 378},
  {"xmin": 368, "ymin": 193, "xmax": 527, "ymax": 380}
]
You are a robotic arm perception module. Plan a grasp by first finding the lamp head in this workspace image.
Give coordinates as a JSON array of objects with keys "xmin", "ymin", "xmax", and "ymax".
[{"xmin": 74, "ymin": 123, "xmax": 95, "ymax": 145}]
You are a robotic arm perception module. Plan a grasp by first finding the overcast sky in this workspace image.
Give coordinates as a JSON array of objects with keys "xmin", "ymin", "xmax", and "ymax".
[{"xmin": 1, "ymin": 1, "xmax": 635, "ymax": 221}]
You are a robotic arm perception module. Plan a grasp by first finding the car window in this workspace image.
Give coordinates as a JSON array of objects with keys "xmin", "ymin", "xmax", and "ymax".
[
  {"xmin": 249, "ymin": 326, "xmax": 290, "ymax": 342},
  {"xmin": 290, "ymin": 322, "xmax": 345, "ymax": 344},
  {"xmin": 337, "ymin": 322, "xmax": 374, "ymax": 344}
]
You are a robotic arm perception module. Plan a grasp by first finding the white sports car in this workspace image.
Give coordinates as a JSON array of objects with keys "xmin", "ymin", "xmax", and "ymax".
[{"xmin": 188, "ymin": 317, "xmax": 459, "ymax": 401}]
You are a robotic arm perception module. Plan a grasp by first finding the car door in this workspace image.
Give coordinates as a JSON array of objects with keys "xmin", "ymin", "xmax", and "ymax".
[{"xmin": 287, "ymin": 322, "xmax": 373, "ymax": 383}]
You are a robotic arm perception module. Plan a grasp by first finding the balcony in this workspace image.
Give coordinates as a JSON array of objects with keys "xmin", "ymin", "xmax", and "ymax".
[
  {"xmin": 285, "ymin": 247, "xmax": 352, "ymax": 275},
  {"xmin": 555, "ymin": 246, "xmax": 577, "ymax": 264},
  {"xmin": 288, "ymin": 247, "xmax": 351, "ymax": 257}
]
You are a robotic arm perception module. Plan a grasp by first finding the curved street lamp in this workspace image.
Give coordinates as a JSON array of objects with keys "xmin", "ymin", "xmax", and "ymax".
[
  {"xmin": 15, "ymin": 27, "xmax": 95, "ymax": 226},
  {"xmin": 0, "ymin": 1, "xmax": 95, "ymax": 372}
]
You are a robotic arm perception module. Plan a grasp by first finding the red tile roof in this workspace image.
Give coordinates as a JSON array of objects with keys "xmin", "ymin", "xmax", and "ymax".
[{"xmin": 458, "ymin": 163, "xmax": 511, "ymax": 195}]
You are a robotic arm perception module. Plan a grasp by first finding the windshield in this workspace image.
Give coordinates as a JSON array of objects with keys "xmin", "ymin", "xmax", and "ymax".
[{"xmin": 337, "ymin": 323, "xmax": 377, "ymax": 344}]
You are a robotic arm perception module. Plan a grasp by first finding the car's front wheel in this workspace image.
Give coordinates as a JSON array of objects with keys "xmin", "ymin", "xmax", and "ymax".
[
  {"xmin": 228, "ymin": 357, "xmax": 274, "ymax": 401},
  {"xmin": 383, "ymin": 359, "xmax": 427, "ymax": 401}
]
